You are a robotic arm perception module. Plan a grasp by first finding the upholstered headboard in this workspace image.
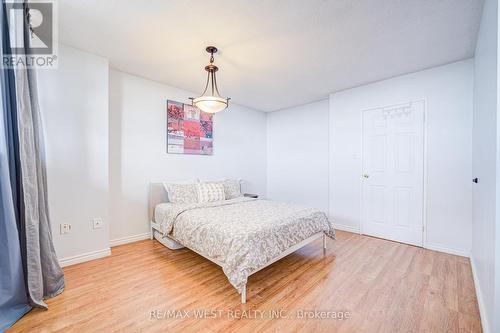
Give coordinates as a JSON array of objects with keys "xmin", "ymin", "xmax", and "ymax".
[{"xmin": 149, "ymin": 183, "xmax": 168, "ymax": 222}]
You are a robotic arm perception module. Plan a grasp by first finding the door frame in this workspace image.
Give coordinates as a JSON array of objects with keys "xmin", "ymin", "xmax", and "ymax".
[{"xmin": 360, "ymin": 99, "xmax": 428, "ymax": 248}]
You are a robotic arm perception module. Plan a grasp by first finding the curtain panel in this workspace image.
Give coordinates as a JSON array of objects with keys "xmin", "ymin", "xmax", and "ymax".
[
  {"xmin": 13, "ymin": 1, "xmax": 64, "ymax": 307},
  {"xmin": 1, "ymin": 1, "xmax": 64, "ymax": 330},
  {"xmin": 0, "ymin": 1, "xmax": 30, "ymax": 331}
]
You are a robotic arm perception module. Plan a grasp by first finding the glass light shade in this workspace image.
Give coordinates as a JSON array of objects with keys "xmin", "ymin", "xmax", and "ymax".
[{"xmin": 192, "ymin": 95, "xmax": 228, "ymax": 113}]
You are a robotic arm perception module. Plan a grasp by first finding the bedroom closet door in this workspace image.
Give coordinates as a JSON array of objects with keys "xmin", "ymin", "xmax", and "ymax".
[{"xmin": 361, "ymin": 101, "xmax": 424, "ymax": 246}]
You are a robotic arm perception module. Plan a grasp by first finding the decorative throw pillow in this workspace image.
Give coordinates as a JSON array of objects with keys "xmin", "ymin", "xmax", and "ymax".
[
  {"xmin": 223, "ymin": 179, "xmax": 242, "ymax": 199},
  {"xmin": 196, "ymin": 182, "xmax": 225, "ymax": 203},
  {"xmin": 163, "ymin": 183, "xmax": 198, "ymax": 204}
]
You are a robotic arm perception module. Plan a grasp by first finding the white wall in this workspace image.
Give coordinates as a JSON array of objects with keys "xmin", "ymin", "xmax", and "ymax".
[
  {"xmin": 37, "ymin": 45, "xmax": 110, "ymax": 262},
  {"xmin": 329, "ymin": 59, "xmax": 473, "ymax": 256},
  {"xmin": 36, "ymin": 45, "xmax": 267, "ymax": 261},
  {"xmin": 266, "ymin": 100, "xmax": 329, "ymax": 212},
  {"xmin": 109, "ymin": 70, "xmax": 267, "ymax": 242},
  {"xmin": 471, "ymin": 0, "xmax": 499, "ymax": 331}
]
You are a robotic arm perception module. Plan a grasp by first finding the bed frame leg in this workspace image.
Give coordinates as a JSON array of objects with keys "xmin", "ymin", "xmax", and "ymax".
[
  {"xmin": 323, "ymin": 234, "xmax": 326, "ymax": 255},
  {"xmin": 150, "ymin": 223, "xmax": 154, "ymax": 240},
  {"xmin": 241, "ymin": 285, "xmax": 246, "ymax": 304}
]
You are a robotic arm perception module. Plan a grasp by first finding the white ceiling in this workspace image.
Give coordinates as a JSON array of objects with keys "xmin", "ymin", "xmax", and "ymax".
[{"xmin": 59, "ymin": 0, "xmax": 484, "ymax": 112}]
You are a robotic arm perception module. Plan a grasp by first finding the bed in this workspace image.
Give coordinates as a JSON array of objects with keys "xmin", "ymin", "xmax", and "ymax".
[{"xmin": 148, "ymin": 182, "xmax": 335, "ymax": 303}]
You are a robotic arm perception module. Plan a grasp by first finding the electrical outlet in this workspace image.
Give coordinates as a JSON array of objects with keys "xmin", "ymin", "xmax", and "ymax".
[
  {"xmin": 92, "ymin": 218, "xmax": 103, "ymax": 229},
  {"xmin": 60, "ymin": 223, "xmax": 71, "ymax": 234}
]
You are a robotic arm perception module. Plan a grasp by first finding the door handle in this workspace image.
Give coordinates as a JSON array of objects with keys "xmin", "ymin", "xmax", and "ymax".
[
  {"xmin": 473, "ymin": 178, "xmax": 478, "ymax": 184},
  {"xmin": 363, "ymin": 174, "xmax": 370, "ymax": 179}
]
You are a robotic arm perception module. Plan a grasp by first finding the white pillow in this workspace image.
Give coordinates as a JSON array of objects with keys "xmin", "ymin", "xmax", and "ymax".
[
  {"xmin": 163, "ymin": 182, "xmax": 198, "ymax": 204},
  {"xmin": 196, "ymin": 182, "xmax": 225, "ymax": 203},
  {"xmin": 198, "ymin": 179, "xmax": 242, "ymax": 200},
  {"xmin": 222, "ymin": 179, "xmax": 242, "ymax": 199}
]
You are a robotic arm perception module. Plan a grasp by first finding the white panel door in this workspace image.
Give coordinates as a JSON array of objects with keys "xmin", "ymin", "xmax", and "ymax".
[{"xmin": 362, "ymin": 101, "xmax": 424, "ymax": 246}]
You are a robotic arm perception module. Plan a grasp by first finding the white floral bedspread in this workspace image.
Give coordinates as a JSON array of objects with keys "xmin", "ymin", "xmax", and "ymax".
[{"xmin": 155, "ymin": 197, "xmax": 335, "ymax": 293}]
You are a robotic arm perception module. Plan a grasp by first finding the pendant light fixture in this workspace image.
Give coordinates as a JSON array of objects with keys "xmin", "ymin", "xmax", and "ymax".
[{"xmin": 190, "ymin": 46, "xmax": 230, "ymax": 113}]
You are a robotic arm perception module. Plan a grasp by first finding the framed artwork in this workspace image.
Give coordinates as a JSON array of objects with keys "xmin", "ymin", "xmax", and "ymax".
[{"xmin": 167, "ymin": 100, "xmax": 213, "ymax": 155}]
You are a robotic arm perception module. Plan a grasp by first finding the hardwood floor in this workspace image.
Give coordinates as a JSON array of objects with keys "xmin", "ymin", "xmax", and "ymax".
[{"xmin": 8, "ymin": 231, "xmax": 481, "ymax": 333}]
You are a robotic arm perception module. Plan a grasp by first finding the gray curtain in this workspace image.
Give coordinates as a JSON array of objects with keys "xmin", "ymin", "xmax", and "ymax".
[
  {"xmin": 14, "ymin": 65, "xmax": 64, "ymax": 308},
  {"xmin": 12, "ymin": 2, "xmax": 64, "ymax": 308},
  {"xmin": 0, "ymin": 114, "xmax": 31, "ymax": 331},
  {"xmin": 0, "ymin": 101, "xmax": 31, "ymax": 331},
  {"xmin": 0, "ymin": 2, "xmax": 31, "ymax": 328}
]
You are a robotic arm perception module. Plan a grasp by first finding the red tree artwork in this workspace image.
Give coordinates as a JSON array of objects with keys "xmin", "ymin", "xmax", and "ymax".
[{"xmin": 167, "ymin": 100, "xmax": 213, "ymax": 155}]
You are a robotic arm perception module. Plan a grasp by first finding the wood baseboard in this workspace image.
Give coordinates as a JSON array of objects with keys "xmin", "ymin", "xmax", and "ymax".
[
  {"xmin": 110, "ymin": 232, "xmax": 151, "ymax": 247},
  {"xmin": 334, "ymin": 223, "xmax": 360, "ymax": 234},
  {"xmin": 424, "ymin": 242, "xmax": 470, "ymax": 258},
  {"xmin": 470, "ymin": 256, "xmax": 491, "ymax": 333},
  {"xmin": 59, "ymin": 248, "xmax": 111, "ymax": 267}
]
